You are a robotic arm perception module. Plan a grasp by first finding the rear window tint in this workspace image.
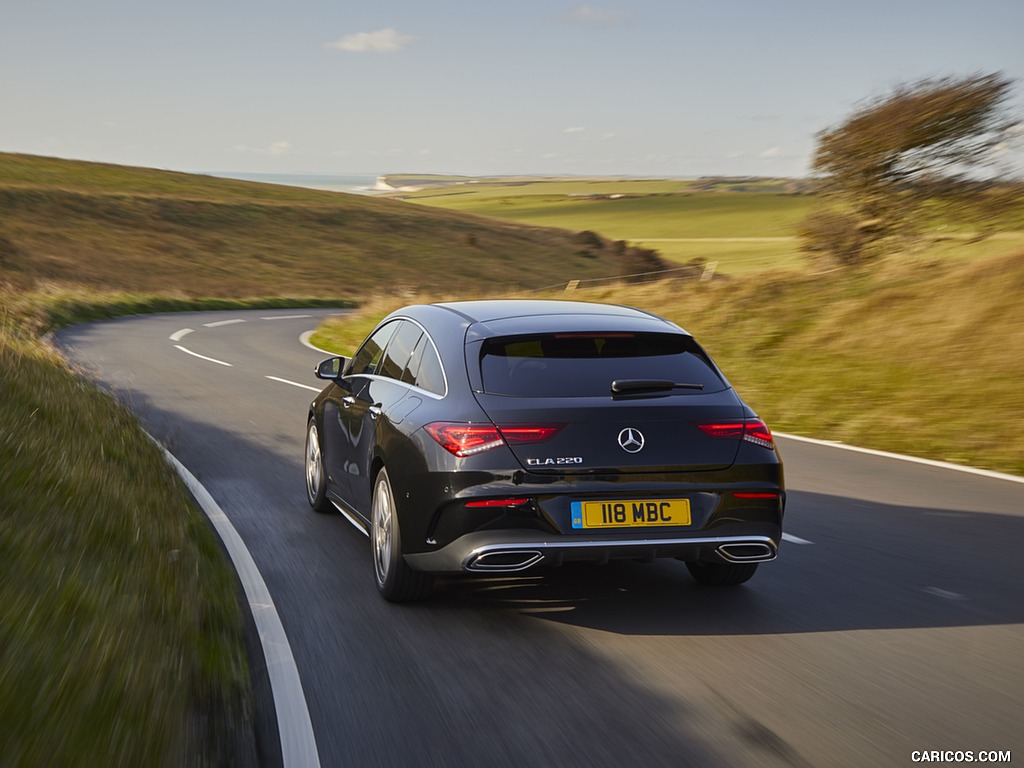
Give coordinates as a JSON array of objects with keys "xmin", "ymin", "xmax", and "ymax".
[{"xmin": 480, "ymin": 332, "xmax": 726, "ymax": 397}]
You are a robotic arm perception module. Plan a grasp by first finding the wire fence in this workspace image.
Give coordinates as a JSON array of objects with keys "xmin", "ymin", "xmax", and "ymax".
[{"xmin": 527, "ymin": 262, "xmax": 717, "ymax": 293}]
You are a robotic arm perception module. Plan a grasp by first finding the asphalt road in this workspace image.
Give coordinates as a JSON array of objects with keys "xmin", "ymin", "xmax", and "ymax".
[{"xmin": 57, "ymin": 310, "xmax": 1024, "ymax": 768}]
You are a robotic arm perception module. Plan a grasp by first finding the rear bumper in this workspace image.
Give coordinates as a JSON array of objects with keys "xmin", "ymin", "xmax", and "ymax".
[{"xmin": 403, "ymin": 530, "xmax": 780, "ymax": 574}]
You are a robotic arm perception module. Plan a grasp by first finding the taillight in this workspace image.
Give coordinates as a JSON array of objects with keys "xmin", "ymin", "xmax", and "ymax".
[
  {"xmin": 424, "ymin": 423, "xmax": 504, "ymax": 457},
  {"xmin": 425, "ymin": 422, "xmax": 563, "ymax": 458},
  {"xmin": 698, "ymin": 418, "xmax": 774, "ymax": 449},
  {"xmin": 743, "ymin": 420, "xmax": 774, "ymax": 449}
]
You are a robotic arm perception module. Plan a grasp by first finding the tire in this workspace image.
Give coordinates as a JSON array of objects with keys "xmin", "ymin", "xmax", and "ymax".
[
  {"xmin": 686, "ymin": 560, "xmax": 758, "ymax": 586},
  {"xmin": 305, "ymin": 418, "xmax": 332, "ymax": 514},
  {"xmin": 371, "ymin": 467, "xmax": 433, "ymax": 602}
]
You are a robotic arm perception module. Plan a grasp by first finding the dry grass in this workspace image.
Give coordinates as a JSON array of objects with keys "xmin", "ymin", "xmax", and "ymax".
[
  {"xmin": 0, "ymin": 153, "xmax": 665, "ymax": 298},
  {"xmin": 312, "ymin": 250, "xmax": 1024, "ymax": 476}
]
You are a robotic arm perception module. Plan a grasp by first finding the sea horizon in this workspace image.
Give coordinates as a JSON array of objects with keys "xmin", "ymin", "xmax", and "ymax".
[{"xmin": 204, "ymin": 171, "xmax": 387, "ymax": 195}]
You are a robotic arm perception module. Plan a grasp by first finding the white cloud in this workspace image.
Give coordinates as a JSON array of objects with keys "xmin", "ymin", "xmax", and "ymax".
[
  {"xmin": 327, "ymin": 28, "xmax": 414, "ymax": 54},
  {"xmin": 759, "ymin": 146, "xmax": 782, "ymax": 158},
  {"xmin": 231, "ymin": 140, "xmax": 291, "ymax": 156},
  {"xmin": 564, "ymin": 126, "xmax": 586, "ymax": 134},
  {"xmin": 599, "ymin": 132, "xmax": 617, "ymax": 141},
  {"xmin": 561, "ymin": 6, "xmax": 626, "ymax": 26}
]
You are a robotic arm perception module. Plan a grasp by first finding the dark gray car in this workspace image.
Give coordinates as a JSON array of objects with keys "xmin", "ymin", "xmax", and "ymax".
[{"xmin": 305, "ymin": 300, "xmax": 785, "ymax": 602}]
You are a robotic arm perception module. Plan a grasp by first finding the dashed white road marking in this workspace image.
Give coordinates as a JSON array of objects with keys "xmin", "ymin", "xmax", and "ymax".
[
  {"xmin": 266, "ymin": 375, "xmax": 321, "ymax": 393},
  {"xmin": 782, "ymin": 533, "xmax": 813, "ymax": 545},
  {"xmin": 169, "ymin": 328, "xmax": 193, "ymax": 341},
  {"xmin": 203, "ymin": 318, "xmax": 246, "ymax": 328},
  {"xmin": 174, "ymin": 345, "xmax": 233, "ymax": 367}
]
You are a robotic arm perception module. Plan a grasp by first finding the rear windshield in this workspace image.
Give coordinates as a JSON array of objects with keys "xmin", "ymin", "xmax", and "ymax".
[{"xmin": 479, "ymin": 332, "xmax": 727, "ymax": 397}]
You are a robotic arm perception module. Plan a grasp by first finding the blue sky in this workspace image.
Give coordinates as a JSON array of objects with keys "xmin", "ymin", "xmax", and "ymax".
[{"xmin": 2, "ymin": 0, "xmax": 1023, "ymax": 178}]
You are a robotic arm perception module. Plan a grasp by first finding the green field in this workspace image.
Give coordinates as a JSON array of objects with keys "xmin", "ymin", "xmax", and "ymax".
[
  {"xmin": 397, "ymin": 178, "xmax": 814, "ymax": 274},
  {"xmin": 397, "ymin": 176, "xmax": 1024, "ymax": 275},
  {"xmin": 402, "ymin": 185, "xmax": 811, "ymax": 237}
]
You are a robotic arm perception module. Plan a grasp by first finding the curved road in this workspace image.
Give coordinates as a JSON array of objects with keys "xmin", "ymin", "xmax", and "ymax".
[{"xmin": 57, "ymin": 310, "xmax": 1024, "ymax": 768}]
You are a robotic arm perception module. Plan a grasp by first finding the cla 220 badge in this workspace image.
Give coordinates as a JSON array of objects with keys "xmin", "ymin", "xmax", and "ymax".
[{"xmin": 526, "ymin": 457, "xmax": 584, "ymax": 466}]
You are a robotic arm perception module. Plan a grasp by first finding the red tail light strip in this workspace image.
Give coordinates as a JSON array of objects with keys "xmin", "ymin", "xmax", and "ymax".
[
  {"xmin": 698, "ymin": 419, "xmax": 775, "ymax": 449},
  {"xmin": 497, "ymin": 425, "xmax": 564, "ymax": 444},
  {"xmin": 425, "ymin": 422, "xmax": 564, "ymax": 458},
  {"xmin": 465, "ymin": 498, "xmax": 530, "ymax": 508}
]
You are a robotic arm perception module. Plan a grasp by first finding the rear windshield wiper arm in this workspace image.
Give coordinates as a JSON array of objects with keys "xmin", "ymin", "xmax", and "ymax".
[{"xmin": 611, "ymin": 379, "xmax": 705, "ymax": 395}]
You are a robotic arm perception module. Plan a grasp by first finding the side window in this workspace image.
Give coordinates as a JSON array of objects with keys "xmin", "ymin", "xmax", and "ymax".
[
  {"xmin": 402, "ymin": 333, "xmax": 427, "ymax": 385},
  {"xmin": 349, "ymin": 322, "xmax": 399, "ymax": 377},
  {"xmin": 413, "ymin": 338, "xmax": 446, "ymax": 396},
  {"xmin": 378, "ymin": 321, "xmax": 423, "ymax": 381}
]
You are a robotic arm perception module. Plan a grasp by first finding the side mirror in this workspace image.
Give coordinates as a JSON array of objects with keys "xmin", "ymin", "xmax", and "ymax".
[{"xmin": 314, "ymin": 356, "xmax": 349, "ymax": 380}]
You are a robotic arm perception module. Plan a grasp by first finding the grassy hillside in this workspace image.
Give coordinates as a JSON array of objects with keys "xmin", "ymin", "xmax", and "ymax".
[
  {"xmin": 0, "ymin": 317, "xmax": 254, "ymax": 766},
  {"xmin": 0, "ymin": 153, "xmax": 667, "ymax": 297},
  {"xmin": 311, "ymin": 249, "xmax": 1024, "ymax": 477}
]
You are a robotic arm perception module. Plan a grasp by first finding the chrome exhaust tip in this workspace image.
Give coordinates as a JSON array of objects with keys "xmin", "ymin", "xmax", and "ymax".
[
  {"xmin": 717, "ymin": 541, "xmax": 777, "ymax": 563},
  {"xmin": 465, "ymin": 550, "xmax": 544, "ymax": 572}
]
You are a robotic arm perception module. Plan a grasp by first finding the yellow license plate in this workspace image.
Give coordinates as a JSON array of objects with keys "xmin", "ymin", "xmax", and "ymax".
[{"xmin": 571, "ymin": 499, "xmax": 691, "ymax": 529}]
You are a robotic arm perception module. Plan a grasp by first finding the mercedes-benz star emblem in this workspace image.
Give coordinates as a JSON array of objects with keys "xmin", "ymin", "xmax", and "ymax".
[{"xmin": 617, "ymin": 427, "xmax": 645, "ymax": 453}]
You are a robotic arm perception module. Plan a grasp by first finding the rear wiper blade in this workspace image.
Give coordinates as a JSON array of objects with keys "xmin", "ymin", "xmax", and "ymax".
[{"xmin": 611, "ymin": 379, "xmax": 705, "ymax": 395}]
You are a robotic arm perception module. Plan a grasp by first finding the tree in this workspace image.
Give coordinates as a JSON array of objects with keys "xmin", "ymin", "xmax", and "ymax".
[{"xmin": 803, "ymin": 73, "xmax": 1018, "ymax": 265}]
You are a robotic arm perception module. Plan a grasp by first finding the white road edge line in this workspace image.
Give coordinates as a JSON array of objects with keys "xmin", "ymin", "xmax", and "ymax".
[
  {"xmin": 174, "ymin": 345, "xmax": 233, "ymax": 367},
  {"xmin": 203, "ymin": 319, "xmax": 247, "ymax": 328},
  {"xmin": 266, "ymin": 375, "xmax": 322, "ymax": 393},
  {"xmin": 775, "ymin": 432, "xmax": 1024, "ymax": 486},
  {"xmin": 782, "ymin": 533, "xmax": 813, "ymax": 545},
  {"xmin": 263, "ymin": 314, "xmax": 313, "ymax": 320},
  {"xmin": 156, "ymin": 442, "xmax": 321, "ymax": 768},
  {"xmin": 169, "ymin": 328, "xmax": 194, "ymax": 342},
  {"xmin": 299, "ymin": 330, "xmax": 332, "ymax": 355}
]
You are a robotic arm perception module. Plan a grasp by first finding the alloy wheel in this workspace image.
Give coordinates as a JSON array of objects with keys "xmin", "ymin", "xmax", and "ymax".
[
  {"xmin": 372, "ymin": 472, "xmax": 394, "ymax": 586},
  {"xmin": 305, "ymin": 422, "xmax": 323, "ymax": 503}
]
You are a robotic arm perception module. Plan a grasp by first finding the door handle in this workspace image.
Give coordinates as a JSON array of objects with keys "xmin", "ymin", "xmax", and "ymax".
[
  {"xmin": 342, "ymin": 396, "xmax": 356, "ymax": 408},
  {"xmin": 368, "ymin": 405, "xmax": 383, "ymax": 420}
]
